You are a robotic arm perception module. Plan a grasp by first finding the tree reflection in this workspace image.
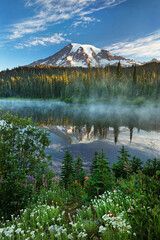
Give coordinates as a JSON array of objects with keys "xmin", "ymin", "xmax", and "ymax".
[{"xmin": 2, "ymin": 102, "xmax": 160, "ymax": 144}]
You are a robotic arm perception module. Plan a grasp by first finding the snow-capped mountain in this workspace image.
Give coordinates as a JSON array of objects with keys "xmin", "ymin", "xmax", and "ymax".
[{"xmin": 28, "ymin": 43, "xmax": 138, "ymax": 68}]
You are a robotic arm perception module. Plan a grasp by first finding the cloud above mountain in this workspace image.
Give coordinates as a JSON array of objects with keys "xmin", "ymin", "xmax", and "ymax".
[
  {"xmin": 105, "ymin": 30, "xmax": 160, "ymax": 60},
  {"xmin": 7, "ymin": 0, "xmax": 126, "ymax": 40},
  {"xmin": 15, "ymin": 33, "xmax": 70, "ymax": 49}
]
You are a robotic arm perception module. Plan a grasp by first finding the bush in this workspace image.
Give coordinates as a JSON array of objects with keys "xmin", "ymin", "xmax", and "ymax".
[
  {"xmin": 117, "ymin": 173, "xmax": 160, "ymax": 239},
  {"xmin": 0, "ymin": 110, "xmax": 52, "ymax": 218},
  {"xmin": 143, "ymin": 158, "xmax": 160, "ymax": 177}
]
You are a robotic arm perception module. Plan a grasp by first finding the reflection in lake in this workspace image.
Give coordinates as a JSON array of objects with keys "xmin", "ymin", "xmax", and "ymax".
[{"xmin": 0, "ymin": 100, "xmax": 160, "ymax": 173}]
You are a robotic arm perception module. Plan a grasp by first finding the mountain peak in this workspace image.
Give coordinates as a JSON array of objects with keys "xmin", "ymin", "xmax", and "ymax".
[
  {"xmin": 28, "ymin": 43, "xmax": 137, "ymax": 68},
  {"xmin": 70, "ymin": 43, "xmax": 101, "ymax": 55}
]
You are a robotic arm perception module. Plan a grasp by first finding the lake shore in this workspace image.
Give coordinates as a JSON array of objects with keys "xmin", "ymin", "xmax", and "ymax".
[{"xmin": 1, "ymin": 96, "xmax": 160, "ymax": 106}]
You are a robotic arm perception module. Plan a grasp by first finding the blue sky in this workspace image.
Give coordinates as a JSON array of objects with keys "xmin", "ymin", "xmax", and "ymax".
[{"xmin": 0, "ymin": 0, "xmax": 160, "ymax": 71}]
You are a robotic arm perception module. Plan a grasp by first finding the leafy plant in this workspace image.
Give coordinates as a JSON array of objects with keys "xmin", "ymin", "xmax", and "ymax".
[
  {"xmin": 143, "ymin": 158, "xmax": 160, "ymax": 177},
  {"xmin": 0, "ymin": 110, "xmax": 52, "ymax": 218}
]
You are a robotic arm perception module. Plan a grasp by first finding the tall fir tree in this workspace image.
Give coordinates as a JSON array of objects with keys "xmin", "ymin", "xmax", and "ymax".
[
  {"xmin": 61, "ymin": 150, "xmax": 74, "ymax": 188},
  {"xmin": 90, "ymin": 151, "xmax": 98, "ymax": 176},
  {"xmin": 116, "ymin": 61, "xmax": 122, "ymax": 78},
  {"xmin": 74, "ymin": 156, "xmax": 86, "ymax": 185},
  {"xmin": 112, "ymin": 146, "xmax": 131, "ymax": 179},
  {"xmin": 90, "ymin": 151, "xmax": 114, "ymax": 195},
  {"xmin": 133, "ymin": 64, "xmax": 137, "ymax": 84}
]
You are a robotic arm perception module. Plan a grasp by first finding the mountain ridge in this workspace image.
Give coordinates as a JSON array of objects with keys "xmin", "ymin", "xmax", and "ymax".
[{"xmin": 28, "ymin": 43, "xmax": 139, "ymax": 68}]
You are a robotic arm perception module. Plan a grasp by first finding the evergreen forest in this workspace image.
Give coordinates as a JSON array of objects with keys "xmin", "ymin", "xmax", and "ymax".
[{"xmin": 0, "ymin": 62, "xmax": 160, "ymax": 101}]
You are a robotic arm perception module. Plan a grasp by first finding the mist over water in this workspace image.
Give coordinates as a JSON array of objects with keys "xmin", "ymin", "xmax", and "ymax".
[
  {"xmin": 1, "ymin": 99, "xmax": 160, "ymax": 174},
  {"xmin": 0, "ymin": 99, "xmax": 160, "ymax": 130}
]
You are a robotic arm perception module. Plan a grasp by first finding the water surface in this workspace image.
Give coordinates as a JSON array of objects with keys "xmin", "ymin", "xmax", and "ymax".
[{"xmin": 1, "ymin": 99, "xmax": 160, "ymax": 174}]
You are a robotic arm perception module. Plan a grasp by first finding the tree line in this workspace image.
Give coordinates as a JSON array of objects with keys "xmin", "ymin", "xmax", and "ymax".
[{"xmin": 0, "ymin": 62, "xmax": 160, "ymax": 100}]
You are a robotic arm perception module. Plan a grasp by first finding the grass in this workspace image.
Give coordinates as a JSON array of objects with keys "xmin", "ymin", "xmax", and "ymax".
[{"xmin": 0, "ymin": 173, "xmax": 159, "ymax": 240}]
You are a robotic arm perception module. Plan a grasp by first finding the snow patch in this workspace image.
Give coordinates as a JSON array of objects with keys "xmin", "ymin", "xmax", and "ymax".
[
  {"xmin": 56, "ymin": 59, "xmax": 63, "ymax": 65},
  {"xmin": 71, "ymin": 43, "xmax": 101, "ymax": 57},
  {"xmin": 67, "ymin": 56, "xmax": 73, "ymax": 61}
]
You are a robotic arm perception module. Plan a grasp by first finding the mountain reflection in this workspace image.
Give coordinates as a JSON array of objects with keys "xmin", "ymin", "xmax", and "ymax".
[{"xmin": 1, "ymin": 100, "xmax": 160, "ymax": 144}]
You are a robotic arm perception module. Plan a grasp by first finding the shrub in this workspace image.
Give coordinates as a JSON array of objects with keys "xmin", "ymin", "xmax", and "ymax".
[
  {"xmin": 0, "ymin": 110, "xmax": 52, "ymax": 218},
  {"xmin": 143, "ymin": 158, "xmax": 160, "ymax": 177}
]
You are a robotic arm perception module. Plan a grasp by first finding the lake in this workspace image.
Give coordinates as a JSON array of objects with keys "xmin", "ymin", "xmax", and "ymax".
[{"xmin": 1, "ymin": 99, "xmax": 160, "ymax": 174}]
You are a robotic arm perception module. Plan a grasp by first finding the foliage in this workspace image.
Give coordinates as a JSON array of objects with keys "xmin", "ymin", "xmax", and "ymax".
[
  {"xmin": 0, "ymin": 110, "xmax": 52, "ymax": 218},
  {"xmin": 0, "ymin": 172, "xmax": 159, "ymax": 240},
  {"xmin": 112, "ymin": 146, "xmax": 131, "ymax": 178},
  {"xmin": 74, "ymin": 156, "xmax": 86, "ymax": 185},
  {"xmin": 117, "ymin": 173, "xmax": 160, "ymax": 239},
  {"xmin": 143, "ymin": 158, "xmax": 160, "ymax": 177},
  {"xmin": 61, "ymin": 150, "xmax": 74, "ymax": 189},
  {"xmin": 89, "ymin": 151, "xmax": 115, "ymax": 196},
  {"xmin": 0, "ymin": 63, "xmax": 160, "ymax": 101},
  {"xmin": 90, "ymin": 151, "xmax": 98, "ymax": 176},
  {"xmin": 117, "ymin": 61, "xmax": 122, "ymax": 78},
  {"xmin": 0, "ymin": 141, "xmax": 160, "ymax": 239},
  {"xmin": 130, "ymin": 156, "xmax": 143, "ymax": 173}
]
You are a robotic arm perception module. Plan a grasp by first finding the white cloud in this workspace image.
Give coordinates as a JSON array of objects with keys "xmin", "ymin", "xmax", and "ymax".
[
  {"xmin": 105, "ymin": 31, "xmax": 160, "ymax": 60},
  {"xmin": 7, "ymin": 0, "xmax": 126, "ymax": 40},
  {"xmin": 15, "ymin": 33, "xmax": 69, "ymax": 48},
  {"xmin": 73, "ymin": 16, "xmax": 98, "ymax": 27}
]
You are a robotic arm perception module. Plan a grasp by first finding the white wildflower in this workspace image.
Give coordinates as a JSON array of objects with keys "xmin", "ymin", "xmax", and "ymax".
[
  {"xmin": 78, "ymin": 231, "xmax": 87, "ymax": 238},
  {"xmin": 99, "ymin": 226, "xmax": 107, "ymax": 232},
  {"xmin": 68, "ymin": 233, "xmax": 74, "ymax": 239}
]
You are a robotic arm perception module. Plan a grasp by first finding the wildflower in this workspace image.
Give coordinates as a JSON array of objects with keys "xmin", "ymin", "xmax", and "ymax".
[
  {"xmin": 99, "ymin": 226, "xmax": 107, "ymax": 232},
  {"xmin": 15, "ymin": 228, "xmax": 21, "ymax": 234},
  {"xmin": 61, "ymin": 211, "xmax": 65, "ymax": 215},
  {"xmin": 75, "ymin": 180, "xmax": 78, "ymax": 183},
  {"xmin": 84, "ymin": 177, "xmax": 89, "ymax": 181},
  {"xmin": 89, "ymin": 205, "xmax": 91, "ymax": 208},
  {"xmin": 57, "ymin": 217, "xmax": 62, "ymax": 221},
  {"xmin": 55, "ymin": 232, "xmax": 61, "ymax": 237},
  {"xmin": 69, "ymin": 222, "xmax": 77, "ymax": 228},
  {"xmin": 0, "ymin": 228, "xmax": 4, "ymax": 234},
  {"xmin": 110, "ymin": 212, "xmax": 114, "ymax": 217},
  {"xmin": 78, "ymin": 231, "xmax": 87, "ymax": 238},
  {"xmin": 68, "ymin": 233, "xmax": 73, "ymax": 239}
]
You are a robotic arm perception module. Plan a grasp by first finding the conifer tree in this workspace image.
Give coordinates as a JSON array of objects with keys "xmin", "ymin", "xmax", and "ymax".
[
  {"xmin": 74, "ymin": 156, "xmax": 86, "ymax": 185},
  {"xmin": 117, "ymin": 61, "xmax": 122, "ymax": 78},
  {"xmin": 61, "ymin": 150, "xmax": 74, "ymax": 188},
  {"xmin": 133, "ymin": 64, "xmax": 137, "ymax": 84},
  {"xmin": 90, "ymin": 151, "xmax": 114, "ymax": 195},
  {"xmin": 90, "ymin": 151, "xmax": 98, "ymax": 176},
  {"xmin": 112, "ymin": 146, "xmax": 131, "ymax": 178}
]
